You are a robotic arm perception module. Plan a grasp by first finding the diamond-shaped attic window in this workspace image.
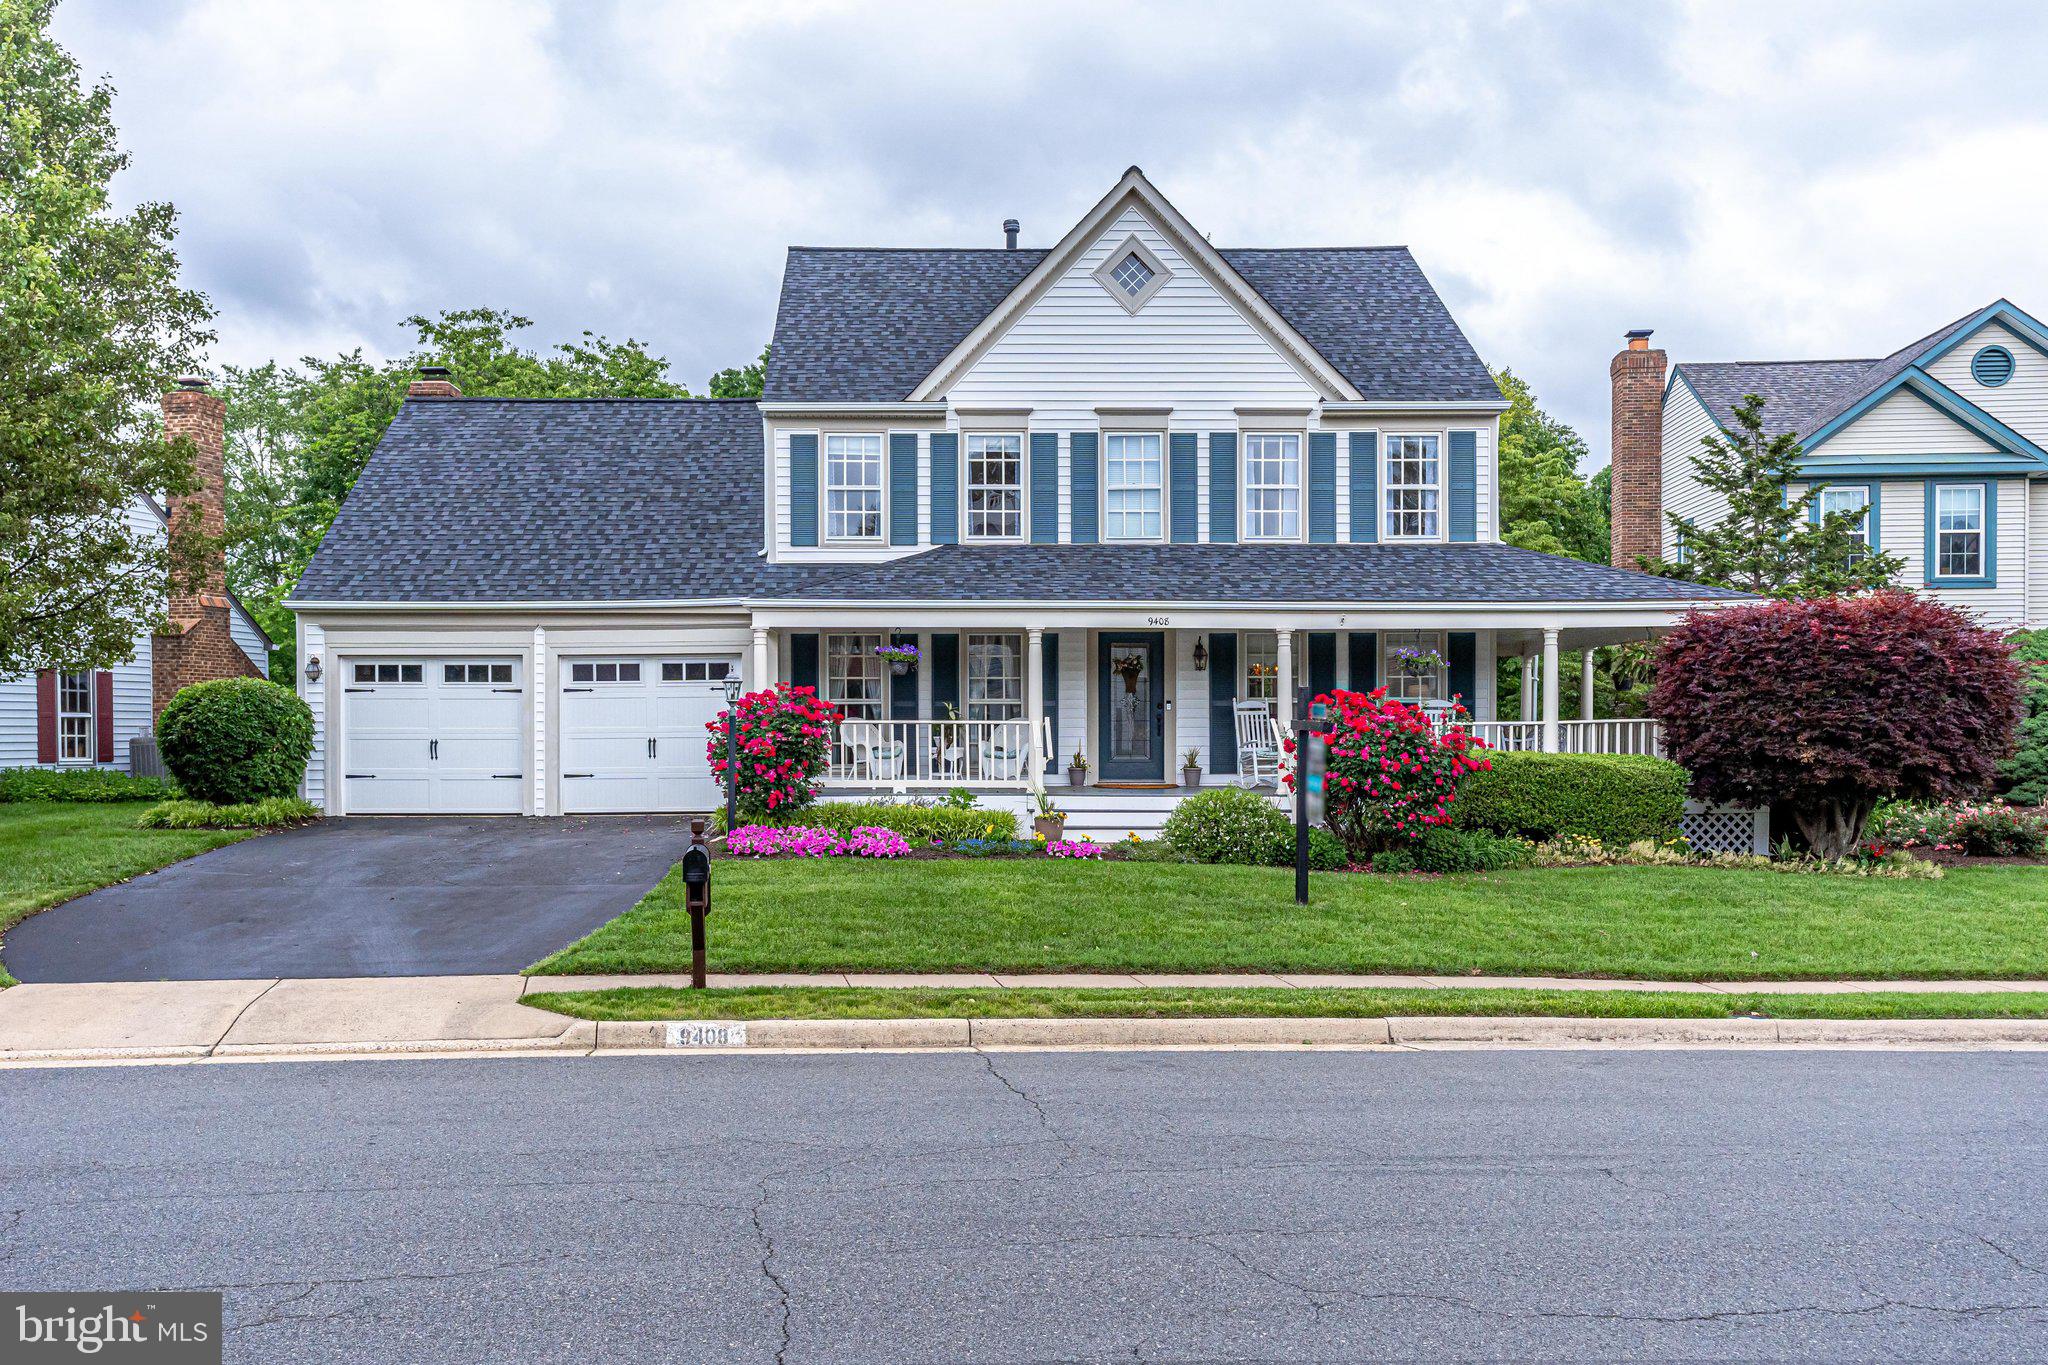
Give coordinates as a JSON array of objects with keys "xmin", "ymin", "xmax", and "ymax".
[{"xmin": 1110, "ymin": 252, "xmax": 1155, "ymax": 297}]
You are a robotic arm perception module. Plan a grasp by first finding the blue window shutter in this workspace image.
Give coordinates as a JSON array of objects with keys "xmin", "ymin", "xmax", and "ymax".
[
  {"xmin": 1208, "ymin": 433, "xmax": 1237, "ymax": 543},
  {"xmin": 1448, "ymin": 430, "xmax": 1478, "ymax": 542},
  {"xmin": 789, "ymin": 434, "xmax": 819, "ymax": 547},
  {"xmin": 790, "ymin": 633, "xmax": 820, "ymax": 693},
  {"xmin": 929, "ymin": 634, "xmax": 960, "ymax": 714},
  {"xmin": 1070, "ymin": 433, "xmax": 1099, "ymax": 543},
  {"xmin": 1170, "ymin": 433, "xmax": 1199, "ymax": 543},
  {"xmin": 1309, "ymin": 432, "xmax": 1337, "ymax": 543},
  {"xmin": 1206, "ymin": 632, "xmax": 1238, "ymax": 774},
  {"xmin": 1042, "ymin": 632, "xmax": 1060, "ymax": 774},
  {"xmin": 1308, "ymin": 631, "xmax": 1337, "ymax": 698},
  {"xmin": 1030, "ymin": 433, "xmax": 1059, "ymax": 543},
  {"xmin": 1347, "ymin": 632, "xmax": 1378, "ymax": 693},
  {"xmin": 929, "ymin": 433, "xmax": 958, "ymax": 545},
  {"xmin": 1448, "ymin": 632, "xmax": 1476, "ymax": 708},
  {"xmin": 1349, "ymin": 432, "xmax": 1378, "ymax": 543},
  {"xmin": 889, "ymin": 634, "xmax": 917, "ymax": 719},
  {"xmin": 888, "ymin": 434, "xmax": 917, "ymax": 545}
]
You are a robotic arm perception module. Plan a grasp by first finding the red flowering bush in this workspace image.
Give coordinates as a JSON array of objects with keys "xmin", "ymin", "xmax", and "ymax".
[
  {"xmin": 705, "ymin": 684, "xmax": 840, "ymax": 820},
  {"xmin": 1290, "ymin": 688, "xmax": 1493, "ymax": 860},
  {"xmin": 1652, "ymin": 591, "xmax": 2025, "ymax": 858}
]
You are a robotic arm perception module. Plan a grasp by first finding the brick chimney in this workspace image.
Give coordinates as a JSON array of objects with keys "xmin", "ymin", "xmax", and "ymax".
[
  {"xmin": 407, "ymin": 364, "xmax": 462, "ymax": 399},
  {"xmin": 1609, "ymin": 328, "xmax": 1666, "ymax": 569},
  {"xmin": 154, "ymin": 377, "xmax": 258, "ymax": 716}
]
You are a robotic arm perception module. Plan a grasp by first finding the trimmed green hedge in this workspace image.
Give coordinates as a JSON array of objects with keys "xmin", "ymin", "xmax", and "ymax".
[
  {"xmin": 1453, "ymin": 752, "xmax": 1686, "ymax": 845},
  {"xmin": 0, "ymin": 767, "xmax": 174, "ymax": 803},
  {"xmin": 727, "ymin": 801, "xmax": 1019, "ymax": 844},
  {"xmin": 157, "ymin": 678, "xmax": 313, "ymax": 805}
]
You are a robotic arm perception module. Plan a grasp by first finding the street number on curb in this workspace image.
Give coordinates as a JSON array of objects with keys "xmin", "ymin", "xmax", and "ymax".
[{"xmin": 666, "ymin": 1022, "xmax": 747, "ymax": 1048}]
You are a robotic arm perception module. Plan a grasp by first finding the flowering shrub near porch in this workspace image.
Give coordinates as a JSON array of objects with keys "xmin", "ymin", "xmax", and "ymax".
[
  {"xmin": 705, "ymin": 684, "xmax": 840, "ymax": 820},
  {"xmin": 1296, "ymin": 688, "xmax": 1493, "ymax": 862},
  {"xmin": 725, "ymin": 824, "xmax": 912, "ymax": 858}
]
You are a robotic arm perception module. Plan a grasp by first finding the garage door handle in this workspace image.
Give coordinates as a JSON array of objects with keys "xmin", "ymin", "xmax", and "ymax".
[
  {"xmin": 648, "ymin": 738, "xmax": 657, "ymax": 758},
  {"xmin": 345, "ymin": 773, "xmax": 375, "ymax": 779},
  {"xmin": 430, "ymin": 739, "xmax": 438, "ymax": 761},
  {"xmin": 564, "ymin": 773, "xmax": 593, "ymax": 779},
  {"xmin": 563, "ymin": 687, "xmax": 593, "ymax": 693},
  {"xmin": 345, "ymin": 687, "xmax": 374, "ymax": 693},
  {"xmin": 493, "ymin": 687, "xmax": 522, "ymax": 694},
  {"xmin": 493, "ymin": 774, "xmax": 523, "ymax": 779}
]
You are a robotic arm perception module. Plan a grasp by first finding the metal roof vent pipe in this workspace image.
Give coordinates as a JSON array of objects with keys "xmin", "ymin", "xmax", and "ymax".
[{"xmin": 1003, "ymin": 218, "xmax": 1019, "ymax": 251}]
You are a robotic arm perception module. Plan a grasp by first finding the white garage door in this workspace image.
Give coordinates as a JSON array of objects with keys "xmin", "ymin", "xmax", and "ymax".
[
  {"xmin": 559, "ymin": 657, "xmax": 735, "ymax": 813},
  {"xmin": 342, "ymin": 658, "xmax": 526, "ymax": 814}
]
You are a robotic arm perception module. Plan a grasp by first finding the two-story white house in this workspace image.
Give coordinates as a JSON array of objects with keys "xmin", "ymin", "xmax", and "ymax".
[
  {"xmin": 289, "ymin": 168, "xmax": 1740, "ymax": 831},
  {"xmin": 1612, "ymin": 301, "xmax": 2048, "ymax": 628}
]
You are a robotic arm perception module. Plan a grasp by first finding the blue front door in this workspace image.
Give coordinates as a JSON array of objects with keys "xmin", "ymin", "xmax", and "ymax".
[{"xmin": 1097, "ymin": 632, "xmax": 1166, "ymax": 782}]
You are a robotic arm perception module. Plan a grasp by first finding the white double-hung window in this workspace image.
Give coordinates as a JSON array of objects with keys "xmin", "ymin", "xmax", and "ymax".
[
  {"xmin": 824, "ymin": 434, "xmax": 884, "ymax": 540},
  {"xmin": 1242, "ymin": 434, "xmax": 1302, "ymax": 540},
  {"xmin": 1104, "ymin": 433, "xmax": 1163, "ymax": 540},
  {"xmin": 1383, "ymin": 631, "xmax": 1447, "ymax": 703},
  {"xmin": 965, "ymin": 634, "xmax": 1024, "ymax": 722},
  {"xmin": 57, "ymin": 670, "xmax": 94, "ymax": 763},
  {"xmin": 825, "ymin": 634, "xmax": 884, "ymax": 718},
  {"xmin": 1815, "ymin": 485, "xmax": 1872, "ymax": 563},
  {"xmin": 965, "ymin": 433, "xmax": 1023, "ymax": 540},
  {"xmin": 1933, "ymin": 484, "xmax": 1986, "ymax": 580},
  {"xmin": 1384, "ymin": 434, "xmax": 1441, "ymax": 539}
]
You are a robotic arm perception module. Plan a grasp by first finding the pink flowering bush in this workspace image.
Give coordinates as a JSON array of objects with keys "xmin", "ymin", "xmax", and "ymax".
[
  {"xmin": 706, "ymin": 685, "xmax": 840, "ymax": 820},
  {"xmin": 1295, "ymin": 688, "xmax": 1493, "ymax": 861},
  {"xmin": 724, "ymin": 824, "xmax": 911, "ymax": 859},
  {"xmin": 1045, "ymin": 839, "xmax": 1102, "ymax": 859}
]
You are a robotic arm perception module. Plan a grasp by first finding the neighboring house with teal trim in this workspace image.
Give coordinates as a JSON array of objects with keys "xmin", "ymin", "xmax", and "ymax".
[
  {"xmin": 1612, "ymin": 301, "xmax": 2048, "ymax": 627},
  {"xmin": 293, "ymin": 168, "xmax": 1741, "ymax": 832}
]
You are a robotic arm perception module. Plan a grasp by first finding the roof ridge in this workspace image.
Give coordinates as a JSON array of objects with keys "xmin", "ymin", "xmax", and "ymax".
[
  {"xmin": 411, "ymin": 396, "xmax": 760, "ymax": 405},
  {"xmin": 1679, "ymin": 358, "xmax": 1879, "ymax": 369}
]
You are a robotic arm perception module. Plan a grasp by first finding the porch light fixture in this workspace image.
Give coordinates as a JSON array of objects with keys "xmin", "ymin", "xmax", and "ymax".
[
  {"xmin": 305, "ymin": 655, "xmax": 323, "ymax": 684},
  {"xmin": 721, "ymin": 675, "xmax": 744, "ymax": 704},
  {"xmin": 1191, "ymin": 639, "xmax": 1208, "ymax": 672}
]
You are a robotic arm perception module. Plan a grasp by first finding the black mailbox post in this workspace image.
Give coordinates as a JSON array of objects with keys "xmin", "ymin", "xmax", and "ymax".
[{"xmin": 681, "ymin": 816, "xmax": 712, "ymax": 988}]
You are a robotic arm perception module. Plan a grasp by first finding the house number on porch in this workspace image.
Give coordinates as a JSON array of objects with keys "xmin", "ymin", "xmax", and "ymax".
[{"xmin": 1146, "ymin": 616, "xmax": 1170, "ymax": 626}]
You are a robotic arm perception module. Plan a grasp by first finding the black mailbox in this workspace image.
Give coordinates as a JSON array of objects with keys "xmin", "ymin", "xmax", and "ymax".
[{"xmin": 681, "ymin": 845, "xmax": 711, "ymax": 887}]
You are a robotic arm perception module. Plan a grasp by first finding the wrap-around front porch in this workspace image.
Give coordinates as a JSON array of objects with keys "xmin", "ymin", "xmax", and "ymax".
[{"xmin": 745, "ymin": 608, "xmax": 1667, "ymax": 803}]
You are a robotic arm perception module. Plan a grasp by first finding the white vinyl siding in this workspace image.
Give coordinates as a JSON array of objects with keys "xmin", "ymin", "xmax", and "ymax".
[
  {"xmin": 1924, "ymin": 322, "xmax": 2048, "ymax": 444},
  {"xmin": 1815, "ymin": 389, "xmax": 1998, "ymax": 457},
  {"xmin": 1661, "ymin": 379, "xmax": 1725, "ymax": 555},
  {"xmin": 230, "ymin": 606, "xmax": 271, "ymax": 676},
  {"xmin": 2033, "ymin": 480, "xmax": 2048, "ymax": 627}
]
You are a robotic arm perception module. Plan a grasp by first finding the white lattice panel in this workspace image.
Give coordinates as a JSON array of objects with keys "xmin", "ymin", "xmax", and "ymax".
[{"xmin": 1681, "ymin": 801, "xmax": 1769, "ymax": 855}]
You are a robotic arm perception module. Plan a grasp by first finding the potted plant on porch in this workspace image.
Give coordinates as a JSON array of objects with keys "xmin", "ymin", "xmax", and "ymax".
[
  {"xmin": 1031, "ymin": 789, "xmax": 1067, "ymax": 843},
  {"xmin": 1182, "ymin": 748, "xmax": 1202, "ymax": 789},
  {"xmin": 1067, "ymin": 750, "xmax": 1089, "ymax": 788},
  {"xmin": 873, "ymin": 641, "xmax": 921, "ymax": 677}
]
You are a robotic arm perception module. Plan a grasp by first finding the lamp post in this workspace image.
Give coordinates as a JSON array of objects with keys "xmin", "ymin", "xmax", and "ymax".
[{"xmin": 721, "ymin": 674, "xmax": 744, "ymax": 832}]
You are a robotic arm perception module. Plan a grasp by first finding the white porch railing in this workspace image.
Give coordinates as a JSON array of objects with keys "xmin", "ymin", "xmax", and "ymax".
[
  {"xmin": 1456, "ymin": 718, "xmax": 1664, "ymax": 757},
  {"xmin": 826, "ymin": 718, "xmax": 1037, "ymax": 787}
]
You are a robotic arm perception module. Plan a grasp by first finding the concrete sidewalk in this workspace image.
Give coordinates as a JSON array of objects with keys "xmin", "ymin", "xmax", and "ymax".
[{"xmin": 4, "ymin": 971, "xmax": 2048, "ymax": 1065}]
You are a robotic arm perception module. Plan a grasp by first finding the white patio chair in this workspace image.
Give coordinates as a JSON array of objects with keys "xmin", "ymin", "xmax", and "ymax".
[
  {"xmin": 1233, "ymin": 700, "xmax": 1281, "ymax": 788},
  {"xmin": 977, "ymin": 734, "xmax": 1028, "ymax": 782}
]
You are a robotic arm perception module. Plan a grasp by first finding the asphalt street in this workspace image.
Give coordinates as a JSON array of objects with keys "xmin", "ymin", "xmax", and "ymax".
[{"xmin": 7, "ymin": 1048, "xmax": 2048, "ymax": 1362}]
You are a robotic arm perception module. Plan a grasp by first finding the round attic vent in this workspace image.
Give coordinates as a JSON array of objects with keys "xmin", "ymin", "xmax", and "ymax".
[{"xmin": 1971, "ymin": 344, "xmax": 2015, "ymax": 387}]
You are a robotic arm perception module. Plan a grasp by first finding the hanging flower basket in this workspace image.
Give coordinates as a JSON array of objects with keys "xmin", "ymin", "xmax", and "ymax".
[{"xmin": 873, "ymin": 643, "xmax": 921, "ymax": 676}]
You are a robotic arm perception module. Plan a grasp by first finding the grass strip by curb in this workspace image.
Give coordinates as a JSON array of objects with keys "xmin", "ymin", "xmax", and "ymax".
[{"xmin": 523, "ymin": 985, "xmax": 2048, "ymax": 1023}]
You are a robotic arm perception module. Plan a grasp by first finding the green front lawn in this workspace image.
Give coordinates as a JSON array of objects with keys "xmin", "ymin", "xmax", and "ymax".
[
  {"xmin": 527, "ymin": 984, "xmax": 2048, "ymax": 1022},
  {"xmin": 0, "ymin": 801, "xmax": 257, "ymax": 986},
  {"xmin": 530, "ymin": 857, "xmax": 2048, "ymax": 982}
]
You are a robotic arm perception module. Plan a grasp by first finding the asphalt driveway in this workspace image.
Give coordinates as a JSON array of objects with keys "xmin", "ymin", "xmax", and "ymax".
[{"xmin": 4, "ymin": 816, "xmax": 694, "ymax": 983}]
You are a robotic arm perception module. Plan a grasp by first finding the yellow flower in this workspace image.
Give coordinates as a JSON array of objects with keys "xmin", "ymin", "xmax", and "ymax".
[
  {"xmin": 984, "ymin": 822, "xmax": 994, "ymax": 835},
  {"xmin": 1080, "ymin": 834, "xmax": 1093, "ymax": 843},
  {"xmin": 1034, "ymin": 830, "xmax": 1046, "ymax": 842},
  {"xmin": 1128, "ymin": 832, "xmax": 1141, "ymax": 843}
]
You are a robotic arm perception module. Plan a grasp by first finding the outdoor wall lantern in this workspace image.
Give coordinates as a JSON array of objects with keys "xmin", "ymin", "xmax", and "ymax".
[
  {"xmin": 305, "ymin": 655, "xmax": 323, "ymax": 683},
  {"xmin": 1191, "ymin": 638, "xmax": 1208, "ymax": 672}
]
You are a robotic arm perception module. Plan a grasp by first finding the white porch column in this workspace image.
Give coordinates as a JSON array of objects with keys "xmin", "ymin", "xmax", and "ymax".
[
  {"xmin": 1519, "ymin": 651, "xmax": 1537, "ymax": 722},
  {"xmin": 1276, "ymin": 629, "xmax": 1296, "ymax": 732},
  {"xmin": 1580, "ymin": 647, "xmax": 1597, "ymax": 722},
  {"xmin": 1541, "ymin": 627, "xmax": 1561, "ymax": 752},
  {"xmin": 1025, "ymin": 627, "xmax": 1046, "ymax": 794},
  {"xmin": 750, "ymin": 626, "xmax": 770, "ymax": 691}
]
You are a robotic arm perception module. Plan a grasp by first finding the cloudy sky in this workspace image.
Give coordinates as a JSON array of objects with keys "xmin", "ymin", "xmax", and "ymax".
[{"xmin": 55, "ymin": 0, "xmax": 2048, "ymax": 465}]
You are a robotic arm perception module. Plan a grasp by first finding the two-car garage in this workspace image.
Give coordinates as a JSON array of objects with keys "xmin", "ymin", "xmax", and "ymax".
[{"xmin": 335, "ymin": 649, "xmax": 740, "ymax": 815}]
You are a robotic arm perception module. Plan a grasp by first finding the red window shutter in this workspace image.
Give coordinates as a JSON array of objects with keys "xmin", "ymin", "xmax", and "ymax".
[
  {"xmin": 95, "ymin": 671, "xmax": 116, "ymax": 764},
  {"xmin": 35, "ymin": 670, "xmax": 57, "ymax": 764}
]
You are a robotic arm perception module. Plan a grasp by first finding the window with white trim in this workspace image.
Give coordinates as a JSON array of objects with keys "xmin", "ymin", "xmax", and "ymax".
[
  {"xmin": 825, "ymin": 634, "xmax": 884, "ymax": 719},
  {"xmin": 57, "ymin": 670, "xmax": 93, "ymax": 764},
  {"xmin": 353, "ymin": 662, "xmax": 423, "ymax": 684},
  {"xmin": 1104, "ymin": 432, "xmax": 1163, "ymax": 540},
  {"xmin": 569, "ymin": 661, "xmax": 641, "ymax": 684},
  {"xmin": 965, "ymin": 433, "xmax": 1023, "ymax": 540},
  {"xmin": 443, "ymin": 663, "xmax": 515, "ymax": 684},
  {"xmin": 965, "ymin": 634, "xmax": 1023, "ymax": 722},
  {"xmin": 1816, "ymin": 485, "xmax": 1871, "ymax": 562},
  {"xmin": 824, "ymin": 434, "xmax": 884, "ymax": 540},
  {"xmin": 1383, "ymin": 434, "xmax": 1441, "ymax": 539},
  {"xmin": 662, "ymin": 660, "xmax": 733, "ymax": 683},
  {"xmin": 1933, "ymin": 484, "xmax": 1985, "ymax": 579},
  {"xmin": 1242, "ymin": 433, "xmax": 1302, "ymax": 540},
  {"xmin": 1243, "ymin": 633, "xmax": 1279, "ymax": 715},
  {"xmin": 1383, "ymin": 631, "xmax": 1447, "ymax": 703}
]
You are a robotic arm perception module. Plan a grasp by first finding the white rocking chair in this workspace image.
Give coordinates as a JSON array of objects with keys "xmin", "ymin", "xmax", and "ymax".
[{"xmin": 1233, "ymin": 700, "xmax": 1282, "ymax": 788}]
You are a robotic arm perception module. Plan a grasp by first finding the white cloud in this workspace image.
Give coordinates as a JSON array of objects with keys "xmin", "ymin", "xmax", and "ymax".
[{"xmin": 54, "ymin": 0, "xmax": 2048, "ymax": 461}]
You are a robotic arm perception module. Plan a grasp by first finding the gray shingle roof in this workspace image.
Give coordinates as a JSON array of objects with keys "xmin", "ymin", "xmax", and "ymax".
[
  {"xmin": 762, "ymin": 246, "xmax": 1498, "ymax": 404},
  {"xmin": 760, "ymin": 543, "xmax": 1747, "ymax": 605},
  {"xmin": 294, "ymin": 398, "xmax": 800, "ymax": 603},
  {"xmin": 1673, "ymin": 304, "xmax": 1990, "ymax": 440}
]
